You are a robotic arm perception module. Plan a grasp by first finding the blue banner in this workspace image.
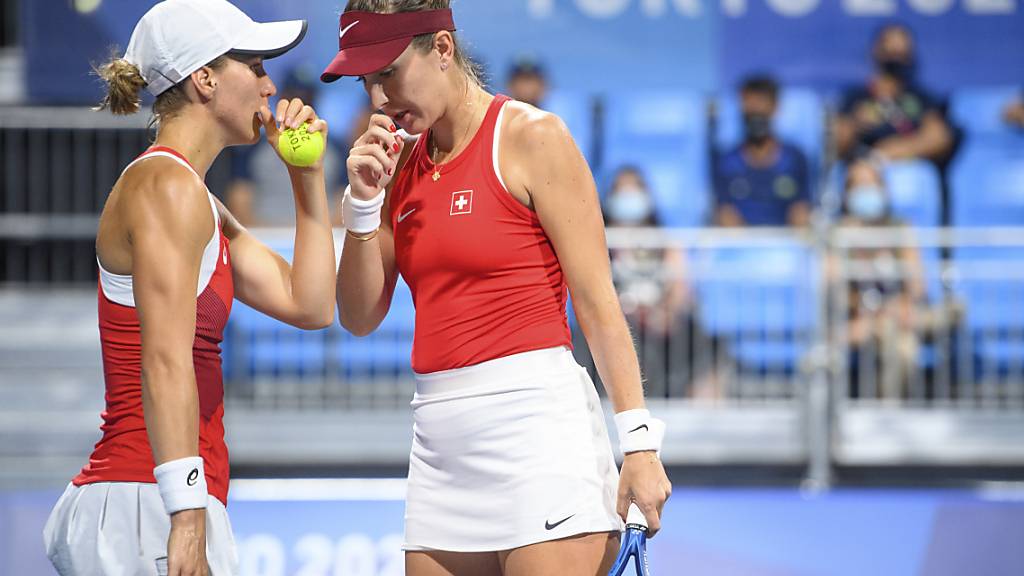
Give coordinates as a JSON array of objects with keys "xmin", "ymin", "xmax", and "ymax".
[
  {"xmin": 25, "ymin": 1, "xmax": 1023, "ymax": 104},
  {"xmin": 718, "ymin": 0, "xmax": 1024, "ymax": 95},
  {"xmin": 6, "ymin": 483, "xmax": 1024, "ymax": 575}
]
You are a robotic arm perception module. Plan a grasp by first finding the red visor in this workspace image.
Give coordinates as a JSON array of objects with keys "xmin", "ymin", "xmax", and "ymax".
[{"xmin": 321, "ymin": 9, "xmax": 456, "ymax": 82}]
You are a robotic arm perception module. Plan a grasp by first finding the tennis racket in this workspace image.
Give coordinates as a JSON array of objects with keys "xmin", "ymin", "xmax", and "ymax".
[{"xmin": 608, "ymin": 503, "xmax": 650, "ymax": 576}]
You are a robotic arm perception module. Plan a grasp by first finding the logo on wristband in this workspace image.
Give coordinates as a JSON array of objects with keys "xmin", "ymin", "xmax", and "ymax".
[{"xmin": 186, "ymin": 468, "xmax": 199, "ymax": 487}]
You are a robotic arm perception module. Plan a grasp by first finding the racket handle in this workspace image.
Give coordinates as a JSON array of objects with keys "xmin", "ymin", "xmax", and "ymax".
[{"xmin": 626, "ymin": 502, "xmax": 648, "ymax": 531}]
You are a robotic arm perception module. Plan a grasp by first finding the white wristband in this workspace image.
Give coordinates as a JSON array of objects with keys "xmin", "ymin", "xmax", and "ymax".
[
  {"xmin": 342, "ymin": 185, "xmax": 385, "ymax": 233},
  {"xmin": 614, "ymin": 409, "xmax": 666, "ymax": 456},
  {"xmin": 153, "ymin": 456, "xmax": 208, "ymax": 515}
]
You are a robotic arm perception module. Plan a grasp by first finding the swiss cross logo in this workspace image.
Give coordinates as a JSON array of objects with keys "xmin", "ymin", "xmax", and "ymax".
[{"xmin": 450, "ymin": 190, "xmax": 473, "ymax": 216}]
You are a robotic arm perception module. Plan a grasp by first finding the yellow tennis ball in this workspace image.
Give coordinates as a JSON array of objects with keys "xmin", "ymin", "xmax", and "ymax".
[{"xmin": 277, "ymin": 122, "xmax": 325, "ymax": 167}]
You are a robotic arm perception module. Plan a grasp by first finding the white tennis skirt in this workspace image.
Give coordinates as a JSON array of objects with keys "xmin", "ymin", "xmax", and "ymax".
[
  {"xmin": 404, "ymin": 346, "xmax": 623, "ymax": 552},
  {"xmin": 43, "ymin": 482, "xmax": 238, "ymax": 575}
]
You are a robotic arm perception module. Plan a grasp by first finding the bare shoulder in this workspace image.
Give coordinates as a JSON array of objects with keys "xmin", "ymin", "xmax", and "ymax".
[
  {"xmin": 119, "ymin": 157, "xmax": 213, "ymax": 241},
  {"xmin": 499, "ymin": 102, "xmax": 580, "ymax": 202},
  {"xmin": 502, "ymin": 101, "xmax": 572, "ymax": 155}
]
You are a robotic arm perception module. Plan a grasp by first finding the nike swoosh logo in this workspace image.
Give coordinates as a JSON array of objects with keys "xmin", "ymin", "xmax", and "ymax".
[
  {"xmin": 629, "ymin": 424, "xmax": 649, "ymax": 433},
  {"xmin": 339, "ymin": 20, "xmax": 360, "ymax": 41},
  {"xmin": 397, "ymin": 209, "xmax": 416, "ymax": 223},
  {"xmin": 544, "ymin": 514, "xmax": 575, "ymax": 530}
]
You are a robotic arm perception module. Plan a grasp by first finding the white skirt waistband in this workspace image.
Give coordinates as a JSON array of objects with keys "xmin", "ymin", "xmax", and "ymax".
[{"xmin": 413, "ymin": 346, "xmax": 578, "ymax": 397}]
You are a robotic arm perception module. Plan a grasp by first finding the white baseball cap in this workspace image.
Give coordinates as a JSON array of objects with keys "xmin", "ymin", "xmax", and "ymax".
[{"xmin": 125, "ymin": 0, "xmax": 307, "ymax": 96}]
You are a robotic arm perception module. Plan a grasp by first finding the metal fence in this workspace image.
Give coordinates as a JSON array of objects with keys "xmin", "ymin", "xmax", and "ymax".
[
  {"xmin": 829, "ymin": 227, "xmax": 1024, "ymax": 470},
  {"xmin": 2, "ymin": 108, "xmax": 1024, "ymax": 488},
  {"xmin": 0, "ymin": 107, "xmax": 234, "ymax": 284},
  {"xmin": 5, "ymin": 227, "xmax": 1024, "ymax": 485},
  {"xmin": 210, "ymin": 227, "xmax": 1024, "ymax": 482}
]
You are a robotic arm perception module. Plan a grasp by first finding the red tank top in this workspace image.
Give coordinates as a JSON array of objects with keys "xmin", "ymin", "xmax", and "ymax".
[
  {"xmin": 390, "ymin": 95, "xmax": 571, "ymax": 373},
  {"xmin": 73, "ymin": 147, "xmax": 234, "ymax": 506}
]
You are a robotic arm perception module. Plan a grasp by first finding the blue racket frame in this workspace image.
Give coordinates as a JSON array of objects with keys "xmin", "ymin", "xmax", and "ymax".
[{"xmin": 608, "ymin": 525, "xmax": 650, "ymax": 576}]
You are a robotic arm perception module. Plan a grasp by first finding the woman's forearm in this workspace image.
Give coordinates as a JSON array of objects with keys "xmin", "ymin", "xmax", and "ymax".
[
  {"xmin": 287, "ymin": 167, "xmax": 337, "ymax": 327},
  {"xmin": 575, "ymin": 293, "xmax": 647, "ymax": 412}
]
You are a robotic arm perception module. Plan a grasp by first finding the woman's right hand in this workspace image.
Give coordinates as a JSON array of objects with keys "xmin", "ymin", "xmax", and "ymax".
[
  {"xmin": 167, "ymin": 509, "xmax": 207, "ymax": 576},
  {"xmin": 347, "ymin": 114, "xmax": 404, "ymax": 201},
  {"xmin": 260, "ymin": 97, "xmax": 329, "ymax": 174}
]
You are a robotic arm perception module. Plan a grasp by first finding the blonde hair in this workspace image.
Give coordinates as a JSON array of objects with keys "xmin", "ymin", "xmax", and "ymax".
[
  {"xmin": 344, "ymin": 0, "xmax": 484, "ymax": 87},
  {"xmin": 94, "ymin": 49, "xmax": 229, "ymax": 126}
]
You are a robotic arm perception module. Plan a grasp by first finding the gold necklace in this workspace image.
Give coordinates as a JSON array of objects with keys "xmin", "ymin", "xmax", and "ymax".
[{"xmin": 430, "ymin": 95, "xmax": 481, "ymax": 182}]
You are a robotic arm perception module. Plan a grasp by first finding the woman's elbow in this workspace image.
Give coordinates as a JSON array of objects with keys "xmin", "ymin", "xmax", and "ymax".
[
  {"xmin": 338, "ymin": 309, "xmax": 379, "ymax": 337},
  {"xmin": 294, "ymin": 305, "xmax": 336, "ymax": 331},
  {"xmin": 571, "ymin": 294, "xmax": 623, "ymax": 326}
]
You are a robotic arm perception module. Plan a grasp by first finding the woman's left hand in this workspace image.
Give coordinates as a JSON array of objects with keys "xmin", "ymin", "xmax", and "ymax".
[{"xmin": 617, "ymin": 450, "xmax": 672, "ymax": 537}]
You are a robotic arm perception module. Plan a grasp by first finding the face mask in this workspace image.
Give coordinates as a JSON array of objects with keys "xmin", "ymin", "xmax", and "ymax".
[
  {"xmin": 743, "ymin": 114, "xmax": 773, "ymax": 145},
  {"xmin": 878, "ymin": 58, "xmax": 915, "ymax": 83},
  {"xmin": 607, "ymin": 189, "xmax": 653, "ymax": 225},
  {"xmin": 847, "ymin": 185, "xmax": 887, "ymax": 221}
]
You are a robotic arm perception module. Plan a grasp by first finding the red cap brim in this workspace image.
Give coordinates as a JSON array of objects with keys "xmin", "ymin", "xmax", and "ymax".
[
  {"xmin": 320, "ymin": 9, "xmax": 454, "ymax": 83},
  {"xmin": 321, "ymin": 36, "xmax": 412, "ymax": 82}
]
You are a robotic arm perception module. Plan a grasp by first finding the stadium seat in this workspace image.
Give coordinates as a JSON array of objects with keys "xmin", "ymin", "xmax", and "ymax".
[
  {"xmin": 224, "ymin": 237, "xmax": 416, "ymax": 380},
  {"xmin": 951, "ymin": 246, "xmax": 1024, "ymax": 371},
  {"xmin": 949, "ymin": 86, "xmax": 1022, "ymax": 139},
  {"xmin": 228, "ymin": 240, "xmax": 328, "ymax": 377},
  {"xmin": 693, "ymin": 242, "xmax": 818, "ymax": 372},
  {"xmin": 335, "ymin": 277, "xmax": 415, "ymax": 377},
  {"xmin": 714, "ymin": 87, "xmax": 825, "ymax": 169},
  {"xmin": 884, "ymin": 160, "xmax": 942, "ymax": 229},
  {"xmin": 224, "ymin": 301, "xmax": 329, "ymax": 379},
  {"xmin": 949, "ymin": 146, "xmax": 1024, "ymax": 370},
  {"xmin": 601, "ymin": 91, "xmax": 710, "ymax": 227},
  {"xmin": 950, "ymin": 147, "xmax": 1024, "ymax": 226}
]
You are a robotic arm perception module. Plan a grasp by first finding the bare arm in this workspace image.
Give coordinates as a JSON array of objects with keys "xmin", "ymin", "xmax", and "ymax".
[
  {"xmin": 787, "ymin": 201, "xmax": 811, "ymax": 227},
  {"xmin": 833, "ymin": 113, "xmax": 859, "ymax": 159},
  {"xmin": 222, "ymin": 99, "xmax": 337, "ymax": 330},
  {"xmin": 504, "ymin": 105, "xmax": 671, "ymax": 534},
  {"xmin": 336, "ymin": 115, "xmax": 408, "ymax": 336},
  {"xmin": 1004, "ymin": 100, "xmax": 1024, "ymax": 128},
  {"xmin": 128, "ymin": 165, "xmax": 209, "ymax": 474},
  {"xmin": 126, "ymin": 162, "xmax": 211, "ymax": 573},
  {"xmin": 875, "ymin": 111, "xmax": 953, "ymax": 162},
  {"xmin": 509, "ymin": 111, "xmax": 643, "ymax": 413},
  {"xmin": 715, "ymin": 204, "xmax": 746, "ymax": 227},
  {"xmin": 897, "ymin": 240, "xmax": 926, "ymax": 330}
]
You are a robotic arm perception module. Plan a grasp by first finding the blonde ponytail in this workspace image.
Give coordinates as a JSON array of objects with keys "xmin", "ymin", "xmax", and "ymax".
[{"xmin": 95, "ymin": 55, "xmax": 147, "ymax": 115}]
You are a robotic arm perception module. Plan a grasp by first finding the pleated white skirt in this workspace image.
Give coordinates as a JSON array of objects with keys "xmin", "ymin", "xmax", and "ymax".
[{"xmin": 43, "ymin": 481, "xmax": 238, "ymax": 575}]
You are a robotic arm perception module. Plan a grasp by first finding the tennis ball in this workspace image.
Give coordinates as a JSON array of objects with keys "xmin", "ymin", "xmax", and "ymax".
[{"xmin": 277, "ymin": 122, "xmax": 325, "ymax": 167}]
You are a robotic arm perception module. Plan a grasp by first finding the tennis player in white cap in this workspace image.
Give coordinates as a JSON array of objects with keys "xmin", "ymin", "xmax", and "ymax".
[{"xmin": 41, "ymin": 2, "xmax": 335, "ymax": 575}]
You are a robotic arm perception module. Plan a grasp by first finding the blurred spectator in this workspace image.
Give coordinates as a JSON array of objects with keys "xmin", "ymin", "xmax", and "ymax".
[
  {"xmin": 833, "ymin": 159, "xmax": 925, "ymax": 399},
  {"xmin": 601, "ymin": 166, "xmax": 702, "ymax": 397},
  {"xmin": 505, "ymin": 56, "xmax": 548, "ymax": 108},
  {"xmin": 226, "ymin": 66, "xmax": 346, "ymax": 226},
  {"xmin": 834, "ymin": 23, "xmax": 953, "ymax": 164},
  {"xmin": 713, "ymin": 75, "xmax": 811, "ymax": 227},
  {"xmin": 1003, "ymin": 90, "xmax": 1024, "ymax": 129}
]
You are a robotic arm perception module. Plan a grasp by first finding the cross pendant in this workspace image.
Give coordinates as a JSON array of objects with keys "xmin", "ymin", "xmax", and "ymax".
[{"xmin": 432, "ymin": 170, "xmax": 441, "ymax": 182}]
